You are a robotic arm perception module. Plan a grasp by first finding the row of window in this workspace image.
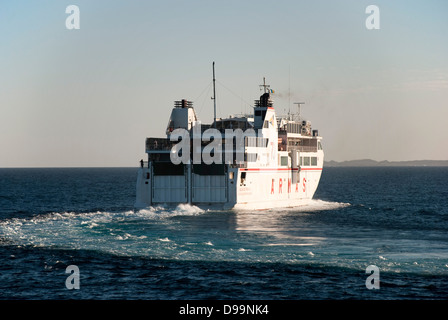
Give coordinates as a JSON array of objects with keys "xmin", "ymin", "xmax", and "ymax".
[
  {"xmin": 245, "ymin": 154, "xmax": 319, "ymax": 166},
  {"xmin": 300, "ymin": 156, "xmax": 318, "ymax": 166},
  {"xmin": 279, "ymin": 156, "xmax": 319, "ymax": 167}
]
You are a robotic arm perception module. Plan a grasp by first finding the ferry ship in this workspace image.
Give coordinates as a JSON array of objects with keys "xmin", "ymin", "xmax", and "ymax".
[{"xmin": 135, "ymin": 70, "xmax": 323, "ymax": 210}]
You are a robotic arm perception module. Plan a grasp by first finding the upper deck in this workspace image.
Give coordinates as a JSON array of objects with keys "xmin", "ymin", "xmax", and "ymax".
[{"xmin": 144, "ymin": 81, "xmax": 323, "ymax": 168}]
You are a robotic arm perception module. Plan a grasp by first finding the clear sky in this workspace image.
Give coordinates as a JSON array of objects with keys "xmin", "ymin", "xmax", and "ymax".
[{"xmin": 1, "ymin": 0, "xmax": 447, "ymax": 167}]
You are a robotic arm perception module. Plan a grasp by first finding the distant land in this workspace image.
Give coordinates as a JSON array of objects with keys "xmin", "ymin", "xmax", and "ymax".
[{"xmin": 324, "ymin": 159, "xmax": 448, "ymax": 167}]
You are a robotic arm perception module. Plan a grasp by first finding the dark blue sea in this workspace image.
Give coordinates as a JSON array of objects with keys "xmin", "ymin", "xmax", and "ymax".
[{"xmin": 0, "ymin": 167, "xmax": 447, "ymax": 302}]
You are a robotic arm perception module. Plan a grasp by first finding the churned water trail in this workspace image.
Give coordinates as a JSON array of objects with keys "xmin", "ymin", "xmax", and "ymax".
[{"xmin": 0, "ymin": 200, "xmax": 348, "ymax": 263}]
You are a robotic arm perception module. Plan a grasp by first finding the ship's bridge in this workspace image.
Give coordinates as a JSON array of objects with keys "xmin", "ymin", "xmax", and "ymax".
[{"xmin": 212, "ymin": 116, "xmax": 254, "ymax": 131}]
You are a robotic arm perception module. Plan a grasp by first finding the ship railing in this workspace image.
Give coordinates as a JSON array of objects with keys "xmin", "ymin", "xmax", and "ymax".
[
  {"xmin": 287, "ymin": 138, "xmax": 318, "ymax": 153},
  {"xmin": 146, "ymin": 138, "xmax": 176, "ymax": 152},
  {"xmin": 297, "ymin": 146, "xmax": 318, "ymax": 153}
]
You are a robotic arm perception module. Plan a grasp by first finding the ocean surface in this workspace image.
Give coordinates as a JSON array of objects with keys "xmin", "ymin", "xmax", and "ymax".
[{"xmin": 0, "ymin": 167, "xmax": 447, "ymax": 300}]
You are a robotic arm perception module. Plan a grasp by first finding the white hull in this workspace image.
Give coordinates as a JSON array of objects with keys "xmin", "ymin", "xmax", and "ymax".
[
  {"xmin": 135, "ymin": 151, "xmax": 323, "ymax": 211},
  {"xmin": 231, "ymin": 166, "xmax": 323, "ymax": 210}
]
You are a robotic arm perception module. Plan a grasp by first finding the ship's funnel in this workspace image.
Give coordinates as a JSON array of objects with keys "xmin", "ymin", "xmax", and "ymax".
[{"xmin": 166, "ymin": 100, "xmax": 197, "ymax": 137}]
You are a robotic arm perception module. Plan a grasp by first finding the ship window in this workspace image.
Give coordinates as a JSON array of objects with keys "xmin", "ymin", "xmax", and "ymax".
[
  {"xmin": 303, "ymin": 157, "xmax": 310, "ymax": 166},
  {"xmin": 255, "ymin": 110, "xmax": 261, "ymax": 116},
  {"xmin": 281, "ymin": 156, "xmax": 288, "ymax": 166},
  {"xmin": 263, "ymin": 120, "xmax": 269, "ymax": 128},
  {"xmin": 240, "ymin": 172, "xmax": 246, "ymax": 186},
  {"xmin": 229, "ymin": 172, "xmax": 234, "ymax": 180},
  {"xmin": 318, "ymin": 141, "xmax": 323, "ymax": 150},
  {"xmin": 311, "ymin": 157, "xmax": 317, "ymax": 166}
]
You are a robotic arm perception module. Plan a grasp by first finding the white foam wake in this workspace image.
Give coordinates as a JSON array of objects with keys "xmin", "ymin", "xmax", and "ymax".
[
  {"xmin": 299, "ymin": 199, "xmax": 351, "ymax": 211},
  {"xmin": 239, "ymin": 199, "xmax": 350, "ymax": 213},
  {"xmin": 0, "ymin": 204, "xmax": 207, "ymax": 249},
  {"xmin": 136, "ymin": 203, "xmax": 206, "ymax": 219}
]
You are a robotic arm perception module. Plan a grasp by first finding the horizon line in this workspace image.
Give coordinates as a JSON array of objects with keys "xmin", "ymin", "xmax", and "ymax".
[{"xmin": 2, "ymin": 159, "xmax": 448, "ymax": 169}]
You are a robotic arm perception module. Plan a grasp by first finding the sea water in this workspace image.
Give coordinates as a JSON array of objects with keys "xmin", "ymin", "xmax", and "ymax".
[{"xmin": 0, "ymin": 167, "xmax": 447, "ymax": 299}]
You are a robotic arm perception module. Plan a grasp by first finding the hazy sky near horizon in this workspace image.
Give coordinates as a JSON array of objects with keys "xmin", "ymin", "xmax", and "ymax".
[{"xmin": 1, "ymin": 0, "xmax": 447, "ymax": 167}]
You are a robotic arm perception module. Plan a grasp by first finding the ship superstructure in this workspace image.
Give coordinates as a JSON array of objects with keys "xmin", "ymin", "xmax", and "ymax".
[{"xmin": 135, "ymin": 77, "xmax": 323, "ymax": 210}]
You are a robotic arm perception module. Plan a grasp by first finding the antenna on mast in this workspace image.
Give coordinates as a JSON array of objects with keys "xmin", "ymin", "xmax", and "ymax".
[
  {"xmin": 288, "ymin": 66, "xmax": 291, "ymax": 118},
  {"xmin": 212, "ymin": 62, "xmax": 217, "ymax": 128},
  {"xmin": 293, "ymin": 102, "xmax": 305, "ymax": 121}
]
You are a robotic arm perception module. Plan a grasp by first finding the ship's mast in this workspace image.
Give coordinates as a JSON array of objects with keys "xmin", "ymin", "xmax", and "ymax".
[
  {"xmin": 212, "ymin": 62, "xmax": 217, "ymax": 128},
  {"xmin": 259, "ymin": 77, "xmax": 270, "ymax": 94}
]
